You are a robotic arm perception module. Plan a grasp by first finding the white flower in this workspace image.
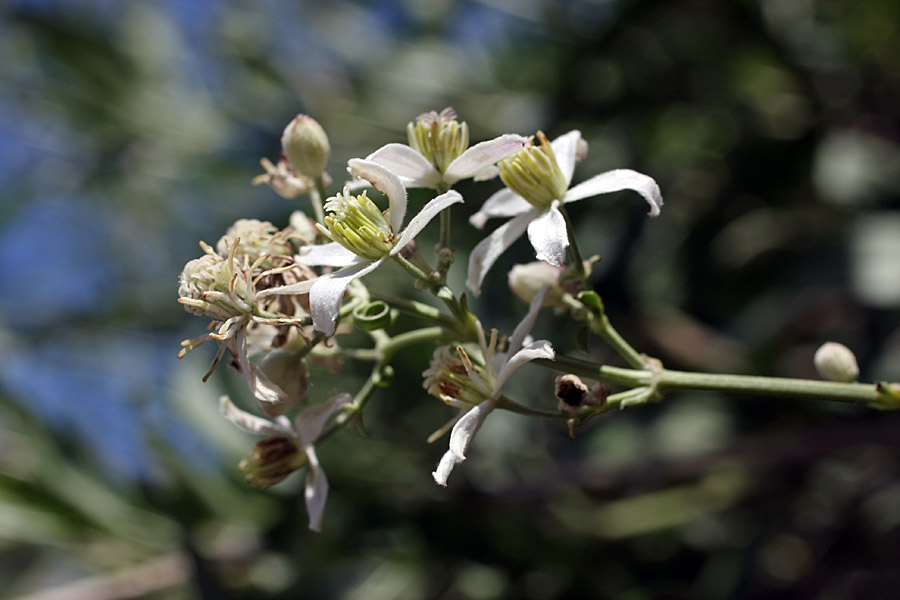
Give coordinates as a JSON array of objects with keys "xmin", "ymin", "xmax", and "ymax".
[
  {"xmin": 466, "ymin": 130, "xmax": 664, "ymax": 295},
  {"xmin": 364, "ymin": 108, "xmax": 528, "ymax": 190},
  {"xmin": 425, "ymin": 286, "xmax": 555, "ymax": 486},
  {"xmin": 220, "ymin": 393, "xmax": 351, "ymax": 531},
  {"xmin": 260, "ymin": 159, "xmax": 463, "ymax": 336}
]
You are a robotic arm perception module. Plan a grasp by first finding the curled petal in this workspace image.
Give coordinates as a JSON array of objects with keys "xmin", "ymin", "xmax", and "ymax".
[
  {"xmin": 347, "ymin": 158, "xmax": 408, "ymax": 232},
  {"xmin": 296, "ymin": 242, "xmax": 362, "ymax": 267},
  {"xmin": 445, "ymin": 134, "xmax": 529, "ymax": 184},
  {"xmin": 526, "ymin": 204, "xmax": 568, "ymax": 267},
  {"xmin": 432, "ymin": 449, "xmax": 462, "ymax": 487},
  {"xmin": 365, "ymin": 143, "xmax": 441, "ymax": 189},
  {"xmin": 304, "ymin": 446, "xmax": 329, "ymax": 531},
  {"xmin": 550, "ymin": 130, "xmax": 583, "ymax": 186},
  {"xmin": 234, "ymin": 329, "xmax": 291, "ymax": 416},
  {"xmin": 494, "ymin": 340, "xmax": 555, "ymax": 397},
  {"xmin": 466, "ymin": 209, "xmax": 539, "ymax": 295},
  {"xmin": 219, "ymin": 396, "xmax": 292, "ymax": 437},
  {"xmin": 309, "ymin": 259, "xmax": 384, "ymax": 336},
  {"xmin": 448, "ymin": 400, "xmax": 495, "ymax": 459},
  {"xmin": 393, "ymin": 190, "xmax": 464, "ymax": 253},
  {"xmin": 469, "ymin": 188, "xmax": 533, "ymax": 230},
  {"xmin": 564, "ymin": 169, "xmax": 663, "ymax": 217}
]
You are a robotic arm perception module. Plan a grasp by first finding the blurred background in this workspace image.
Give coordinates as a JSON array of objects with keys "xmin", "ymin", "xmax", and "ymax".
[{"xmin": 1, "ymin": 0, "xmax": 900, "ymax": 598}]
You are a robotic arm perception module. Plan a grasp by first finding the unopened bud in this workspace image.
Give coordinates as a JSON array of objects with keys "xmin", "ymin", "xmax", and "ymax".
[
  {"xmin": 282, "ymin": 114, "xmax": 330, "ymax": 178},
  {"xmin": 508, "ymin": 261, "xmax": 565, "ymax": 307},
  {"xmin": 814, "ymin": 342, "xmax": 859, "ymax": 383}
]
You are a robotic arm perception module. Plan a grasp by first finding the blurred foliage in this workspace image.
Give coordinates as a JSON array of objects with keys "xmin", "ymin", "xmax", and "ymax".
[{"xmin": 1, "ymin": 0, "xmax": 899, "ymax": 598}]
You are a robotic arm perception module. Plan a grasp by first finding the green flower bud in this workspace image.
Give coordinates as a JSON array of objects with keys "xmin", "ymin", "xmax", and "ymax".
[
  {"xmin": 319, "ymin": 189, "xmax": 395, "ymax": 260},
  {"xmin": 498, "ymin": 131, "xmax": 568, "ymax": 210},
  {"xmin": 407, "ymin": 107, "xmax": 469, "ymax": 174},
  {"xmin": 281, "ymin": 114, "xmax": 330, "ymax": 178},
  {"xmin": 814, "ymin": 342, "xmax": 859, "ymax": 383}
]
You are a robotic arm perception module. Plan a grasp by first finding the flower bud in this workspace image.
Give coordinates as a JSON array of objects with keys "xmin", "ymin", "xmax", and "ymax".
[
  {"xmin": 508, "ymin": 261, "xmax": 565, "ymax": 307},
  {"xmin": 814, "ymin": 342, "xmax": 859, "ymax": 383},
  {"xmin": 281, "ymin": 114, "xmax": 330, "ymax": 178},
  {"xmin": 498, "ymin": 131, "xmax": 568, "ymax": 210},
  {"xmin": 239, "ymin": 436, "xmax": 308, "ymax": 489}
]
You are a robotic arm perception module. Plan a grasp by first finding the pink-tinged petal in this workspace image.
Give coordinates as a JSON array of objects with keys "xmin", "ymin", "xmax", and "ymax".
[
  {"xmin": 493, "ymin": 340, "xmax": 555, "ymax": 397},
  {"xmin": 219, "ymin": 396, "xmax": 292, "ymax": 437},
  {"xmin": 294, "ymin": 393, "xmax": 353, "ymax": 446},
  {"xmin": 469, "ymin": 188, "xmax": 533, "ymax": 230},
  {"xmin": 550, "ymin": 130, "xmax": 583, "ymax": 185},
  {"xmin": 432, "ymin": 449, "xmax": 462, "ymax": 487},
  {"xmin": 564, "ymin": 169, "xmax": 663, "ymax": 217},
  {"xmin": 348, "ymin": 158, "xmax": 408, "ymax": 232},
  {"xmin": 526, "ymin": 204, "xmax": 568, "ymax": 267},
  {"xmin": 466, "ymin": 209, "xmax": 540, "ymax": 295},
  {"xmin": 309, "ymin": 259, "xmax": 384, "ymax": 336},
  {"xmin": 444, "ymin": 134, "xmax": 529, "ymax": 184},
  {"xmin": 507, "ymin": 285, "xmax": 550, "ymax": 357},
  {"xmin": 471, "ymin": 165, "xmax": 500, "ymax": 182},
  {"xmin": 392, "ymin": 190, "xmax": 464, "ymax": 253},
  {"xmin": 303, "ymin": 446, "xmax": 328, "ymax": 531},
  {"xmin": 365, "ymin": 143, "xmax": 441, "ymax": 189},
  {"xmin": 296, "ymin": 242, "xmax": 362, "ymax": 267}
]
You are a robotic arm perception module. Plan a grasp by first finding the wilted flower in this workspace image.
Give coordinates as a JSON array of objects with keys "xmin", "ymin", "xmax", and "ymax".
[
  {"xmin": 425, "ymin": 286, "xmax": 555, "ymax": 486},
  {"xmin": 467, "ymin": 130, "xmax": 663, "ymax": 294},
  {"xmin": 220, "ymin": 393, "xmax": 351, "ymax": 531},
  {"xmin": 364, "ymin": 108, "xmax": 528, "ymax": 190},
  {"xmin": 260, "ymin": 159, "xmax": 463, "ymax": 336}
]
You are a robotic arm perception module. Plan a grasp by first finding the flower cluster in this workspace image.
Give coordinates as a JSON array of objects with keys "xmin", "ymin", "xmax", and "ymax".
[{"xmin": 178, "ymin": 110, "xmax": 664, "ymax": 530}]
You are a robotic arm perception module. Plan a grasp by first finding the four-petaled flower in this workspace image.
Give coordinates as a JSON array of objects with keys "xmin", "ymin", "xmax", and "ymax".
[
  {"xmin": 425, "ymin": 285, "xmax": 555, "ymax": 486},
  {"xmin": 220, "ymin": 393, "xmax": 351, "ymax": 531},
  {"xmin": 260, "ymin": 159, "xmax": 463, "ymax": 336},
  {"xmin": 365, "ymin": 108, "xmax": 529, "ymax": 190},
  {"xmin": 466, "ymin": 130, "xmax": 664, "ymax": 295}
]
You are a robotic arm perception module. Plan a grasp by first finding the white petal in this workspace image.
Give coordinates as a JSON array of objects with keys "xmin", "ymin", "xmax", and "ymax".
[
  {"xmin": 432, "ymin": 449, "xmax": 462, "ymax": 487},
  {"xmin": 365, "ymin": 143, "xmax": 441, "ymax": 189},
  {"xmin": 493, "ymin": 340, "xmax": 555, "ymax": 397},
  {"xmin": 550, "ymin": 130, "xmax": 583, "ymax": 185},
  {"xmin": 469, "ymin": 188, "xmax": 533, "ymax": 230},
  {"xmin": 466, "ymin": 209, "xmax": 539, "ymax": 295},
  {"xmin": 256, "ymin": 278, "xmax": 315, "ymax": 299},
  {"xmin": 444, "ymin": 134, "xmax": 529, "ymax": 184},
  {"xmin": 234, "ymin": 329, "xmax": 290, "ymax": 416},
  {"xmin": 564, "ymin": 169, "xmax": 663, "ymax": 217},
  {"xmin": 526, "ymin": 204, "xmax": 568, "ymax": 266},
  {"xmin": 309, "ymin": 259, "xmax": 383, "ymax": 336},
  {"xmin": 507, "ymin": 285, "xmax": 551, "ymax": 357},
  {"xmin": 471, "ymin": 165, "xmax": 500, "ymax": 182},
  {"xmin": 392, "ymin": 190, "xmax": 463, "ymax": 253},
  {"xmin": 296, "ymin": 242, "xmax": 362, "ymax": 267},
  {"xmin": 219, "ymin": 396, "xmax": 292, "ymax": 437},
  {"xmin": 347, "ymin": 158, "xmax": 408, "ymax": 232},
  {"xmin": 294, "ymin": 392, "xmax": 353, "ymax": 446},
  {"xmin": 448, "ymin": 400, "xmax": 495, "ymax": 459},
  {"xmin": 304, "ymin": 446, "xmax": 328, "ymax": 531}
]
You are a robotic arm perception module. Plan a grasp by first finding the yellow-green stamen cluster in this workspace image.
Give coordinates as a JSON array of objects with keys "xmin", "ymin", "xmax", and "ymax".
[
  {"xmin": 320, "ymin": 190, "xmax": 395, "ymax": 260},
  {"xmin": 423, "ymin": 345, "xmax": 491, "ymax": 406},
  {"xmin": 498, "ymin": 131, "xmax": 568, "ymax": 210},
  {"xmin": 407, "ymin": 107, "xmax": 469, "ymax": 174}
]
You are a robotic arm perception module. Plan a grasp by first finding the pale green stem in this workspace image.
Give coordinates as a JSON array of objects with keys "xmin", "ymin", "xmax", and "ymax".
[
  {"xmin": 593, "ymin": 312, "xmax": 648, "ymax": 370},
  {"xmin": 557, "ymin": 203, "xmax": 590, "ymax": 284},
  {"xmin": 309, "ymin": 174, "xmax": 328, "ymax": 225}
]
